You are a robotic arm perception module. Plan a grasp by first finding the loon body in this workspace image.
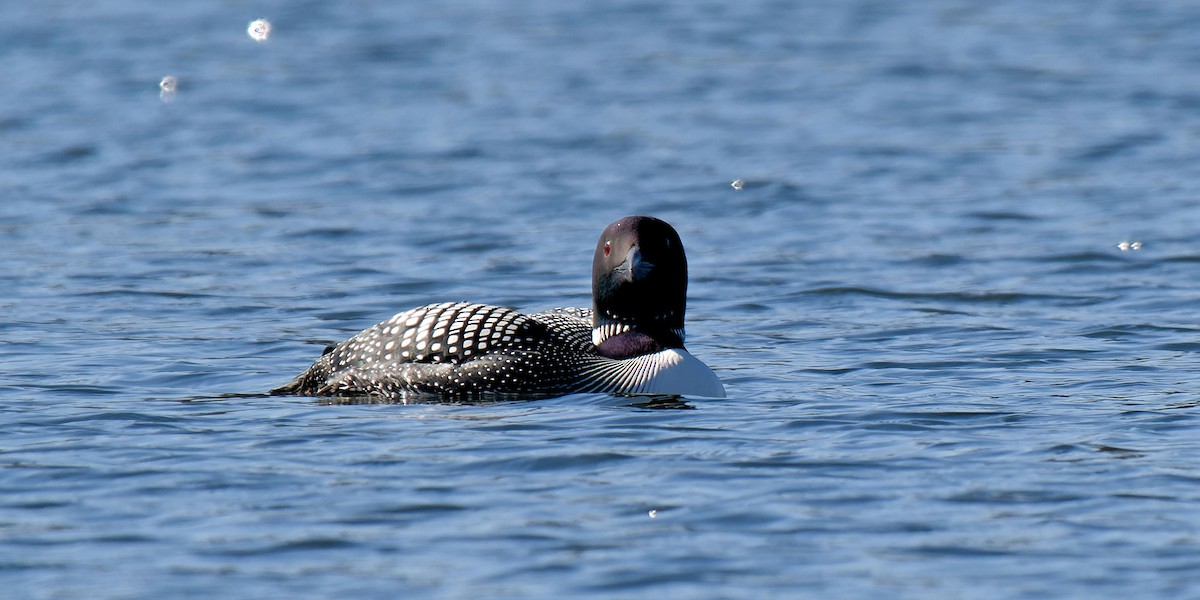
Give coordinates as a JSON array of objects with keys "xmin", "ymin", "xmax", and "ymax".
[{"xmin": 271, "ymin": 216, "xmax": 725, "ymax": 401}]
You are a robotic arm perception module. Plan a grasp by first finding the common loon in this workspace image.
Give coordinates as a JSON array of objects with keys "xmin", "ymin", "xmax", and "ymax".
[{"xmin": 270, "ymin": 216, "xmax": 726, "ymax": 401}]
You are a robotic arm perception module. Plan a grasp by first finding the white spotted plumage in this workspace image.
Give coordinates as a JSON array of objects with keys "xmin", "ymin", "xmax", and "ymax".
[{"xmin": 272, "ymin": 302, "xmax": 723, "ymax": 400}]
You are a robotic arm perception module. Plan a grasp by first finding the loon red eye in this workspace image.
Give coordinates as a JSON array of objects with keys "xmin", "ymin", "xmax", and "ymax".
[{"xmin": 604, "ymin": 241, "xmax": 611, "ymax": 257}]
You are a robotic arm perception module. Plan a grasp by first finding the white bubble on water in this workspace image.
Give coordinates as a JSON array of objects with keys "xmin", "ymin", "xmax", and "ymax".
[
  {"xmin": 247, "ymin": 18, "xmax": 271, "ymax": 43},
  {"xmin": 731, "ymin": 179, "xmax": 744, "ymax": 191},
  {"xmin": 159, "ymin": 75, "xmax": 178, "ymax": 102},
  {"xmin": 1117, "ymin": 241, "xmax": 1143, "ymax": 251}
]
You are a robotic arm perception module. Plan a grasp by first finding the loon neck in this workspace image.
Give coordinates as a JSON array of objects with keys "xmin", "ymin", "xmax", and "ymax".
[{"xmin": 591, "ymin": 313, "xmax": 685, "ymax": 358}]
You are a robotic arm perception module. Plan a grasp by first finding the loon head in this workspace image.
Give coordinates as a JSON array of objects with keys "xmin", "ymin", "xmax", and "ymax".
[{"xmin": 591, "ymin": 216, "xmax": 688, "ymax": 357}]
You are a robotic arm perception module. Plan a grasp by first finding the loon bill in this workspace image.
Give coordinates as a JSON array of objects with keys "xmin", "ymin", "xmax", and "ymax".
[{"xmin": 271, "ymin": 216, "xmax": 725, "ymax": 401}]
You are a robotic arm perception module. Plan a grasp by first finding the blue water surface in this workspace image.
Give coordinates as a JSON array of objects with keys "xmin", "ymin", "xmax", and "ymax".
[{"xmin": 3, "ymin": 1, "xmax": 1200, "ymax": 598}]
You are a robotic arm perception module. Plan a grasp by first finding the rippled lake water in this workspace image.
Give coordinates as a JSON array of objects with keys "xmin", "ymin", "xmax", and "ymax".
[{"xmin": 4, "ymin": 1, "xmax": 1200, "ymax": 598}]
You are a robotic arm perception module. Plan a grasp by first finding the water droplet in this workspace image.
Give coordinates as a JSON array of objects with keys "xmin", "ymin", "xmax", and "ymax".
[
  {"xmin": 159, "ymin": 75, "xmax": 178, "ymax": 102},
  {"xmin": 247, "ymin": 18, "xmax": 271, "ymax": 43},
  {"xmin": 731, "ymin": 179, "xmax": 744, "ymax": 191}
]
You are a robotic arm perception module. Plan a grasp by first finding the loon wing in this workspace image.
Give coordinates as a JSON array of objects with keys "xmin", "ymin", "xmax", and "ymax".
[{"xmin": 274, "ymin": 302, "xmax": 588, "ymax": 398}]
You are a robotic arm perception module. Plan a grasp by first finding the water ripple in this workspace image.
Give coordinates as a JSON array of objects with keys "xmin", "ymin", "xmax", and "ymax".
[{"xmin": 797, "ymin": 286, "xmax": 1097, "ymax": 305}]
